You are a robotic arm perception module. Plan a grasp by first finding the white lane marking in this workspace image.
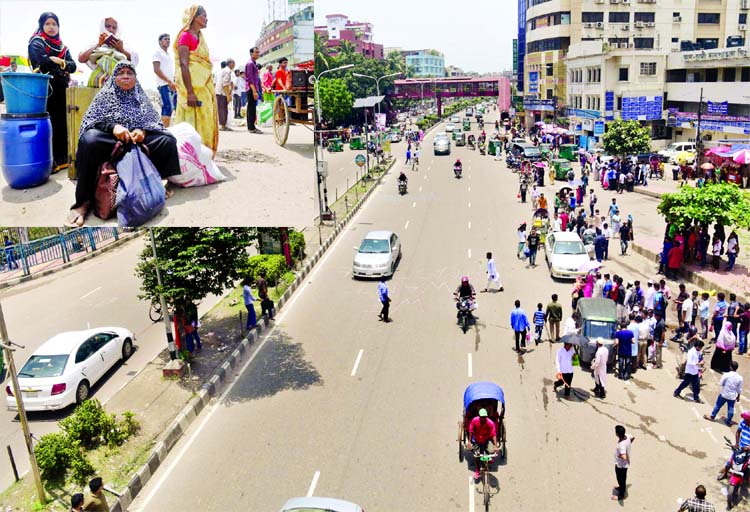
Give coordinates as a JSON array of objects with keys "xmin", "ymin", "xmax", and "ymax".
[
  {"xmin": 351, "ymin": 349, "xmax": 364, "ymax": 377},
  {"xmin": 468, "ymin": 475, "xmax": 475, "ymax": 511},
  {"xmin": 468, "ymin": 248, "xmax": 472, "ymax": 259},
  {"xmin": 424, "ymin": 174, "xmax": 428, "ymax": 180},
  {"xmin": 134, "ymin": 176, "xmax": 383, "ymax": 510},
  {"xmin": 468, "ymin": 221, "xmax": 471, "ymax": 230},
  {"xmin": 691, "ymin": 407, "xmax": 702, "ymax": 420},
  {"xmin": 468, "ymin": 202, "xmax": 472, "ymax": 208},
  {"xmin": 412, "ymin": 201, "xmax": 417, "ymax": 208},
  {"xmin": 79, "ymin": 286, "xmax": 102, "ymax": 300},
  {"xmin": 307, "ymin": 471, "xmax": 321, "ymax": 497},
  {"xmin": 404, "ymin": 220, "xmax": 410, "ymax": 230},
  {"xmin": 468, "ymin": 353, "xmax": 473, "ymax": 377},
  {"xmin": 419, "ymin": 186, "xmax": 423, "ymax": 192},
  {"xmin": 706, "ymin": 428, "xmax": 718, "ymax": 444},
  {"xmin": 468, "ymin": 186, "xmax": 471, "ymax": 192}
]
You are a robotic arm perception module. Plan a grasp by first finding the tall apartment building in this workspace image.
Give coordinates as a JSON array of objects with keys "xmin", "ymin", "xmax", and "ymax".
[
  {"xmin": 257, "ymin": 5, "xmax": 314, "ymax": 66},
  {"xmin": 403, "ymin": 49, "xmax": 446, "ymax": 77},
  {"xmin": 519, "ymin": 0, "xmax": 750, "ymax": 145},
  {"xmin": 314, "ymin": 14, "xmax": 384, "ymax": 60}
]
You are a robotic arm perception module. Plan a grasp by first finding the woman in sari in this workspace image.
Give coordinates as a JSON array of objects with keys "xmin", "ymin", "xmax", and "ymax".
[
  {"xmin": 66, "ymin": 61, "xmax": 179, "ymax": 227},
  {"xmin": 78, "ymin": 17, "xmax": 139, "ymax": 88},
  {"xmin": 27, "ymin": 12, "xmax": 77, "ymax": 173},
  {"xmin": 710, "ymin": 320, "xmax": 736, "ymax": 373},
  {"xmin": 174, "ymin": 5, "xmax": 218, "ymax": 155}
]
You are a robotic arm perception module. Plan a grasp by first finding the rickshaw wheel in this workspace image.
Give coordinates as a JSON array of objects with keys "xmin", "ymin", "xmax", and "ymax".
[
  {"xmin": 273, "ymin": 96, "xmax": 290, "ymax": 146},
  {"xmin": 458, "ymin": 421, "xmax": 465, "ymax": 462}
]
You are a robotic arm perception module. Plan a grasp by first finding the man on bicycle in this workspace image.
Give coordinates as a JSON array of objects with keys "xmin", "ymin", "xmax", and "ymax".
[{"xmin": 466, "ymin": 408, "xmax": 498, "ymax": 479}]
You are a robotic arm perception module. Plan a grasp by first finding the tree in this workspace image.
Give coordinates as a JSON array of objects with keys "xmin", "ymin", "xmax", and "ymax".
[
  {"xmin": 314, "ymin": 33, "xmax": 331, "ymax": 74},
  {"xmin": 657, "ymin": 182, "xmax": 750, "ymax": 228},
  {"xmin": 136, "ymin": 228, "xmax": 258, "ymax": 305},
  {"xmin": 317, "ymin": 77, "xmax": 354, "ymax": 126},
  {"xmin": 602, "ymin": 119, "xmax": 651, "ymax": 156}
]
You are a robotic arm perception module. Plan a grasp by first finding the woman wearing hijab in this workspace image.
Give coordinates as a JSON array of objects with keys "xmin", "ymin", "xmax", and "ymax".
[
  {"xmin": 710, "ymin": 320, "xmax": 737, "ymax": 373},
  {"xmin": 65, "ymin": 61, "xmax": 179, "ymax": 227},
  {"xmin": 78, "ymin": 17, "xmax": 139, "ymax": 88},
  {"xmin": 174, "ymin": 5, "xmax": 218, "ymax": 155},
  {"xmin": 27, "ymin": 12, "xmax": 77, "ymax": 173}
]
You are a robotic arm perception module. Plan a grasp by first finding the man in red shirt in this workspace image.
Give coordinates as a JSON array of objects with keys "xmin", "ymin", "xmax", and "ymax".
[
  {"xmin": 466, "ymin": 408, "xmax": 498, "ymax": 479},
  {"xmin": 667, "ymin": 240, "xmax": 684, "ymax": 280}
]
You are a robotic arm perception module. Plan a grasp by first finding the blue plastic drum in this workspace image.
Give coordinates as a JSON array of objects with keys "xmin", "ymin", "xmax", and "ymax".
[{"xmin": 0, "ymin": 113, "xmax": 53, "ymax": 189}]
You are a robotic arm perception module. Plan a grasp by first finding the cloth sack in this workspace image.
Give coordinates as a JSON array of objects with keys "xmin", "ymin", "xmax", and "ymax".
[
  {"xmin": 167, "ymin": 123, "xmax": 226, "ymax": 187},
  {"xmin": 94, "ymin": 142, "xmax": 125, "ymax": 220},
  {"xmin": 115, "ymin": 145, "xmax": 165, "ymax": 226}
]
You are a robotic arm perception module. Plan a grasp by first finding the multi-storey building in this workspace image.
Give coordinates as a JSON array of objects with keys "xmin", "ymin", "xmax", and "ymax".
[
  {"xmin": 314, "ymin": 14, "xmax": 384, "ymax": 60},
  {"xmin": 257, "ymin": 5, "xmax": 313, "ymax": 66},
  {"xmin": 402, "ymin": 49, "xmax": 446, "ymax": 77}
]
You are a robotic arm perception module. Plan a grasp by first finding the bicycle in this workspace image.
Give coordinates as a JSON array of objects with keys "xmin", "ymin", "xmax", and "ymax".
[
  {"xmin": 149, "ymin": 300, "xmax": 163, "ymax": 322},
  {"xmin": 476, "ymin": 451, "xmax": 498, "ymax": 511}
]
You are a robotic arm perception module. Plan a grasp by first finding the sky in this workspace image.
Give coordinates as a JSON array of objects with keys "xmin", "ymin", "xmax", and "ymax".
[
  {"xmin": 315, "ymin": 0, "xmax": 517, "ymax": 74},
  {"xmin": 0, "ymin": 0, "xmax": 286, "ymax": 90}
]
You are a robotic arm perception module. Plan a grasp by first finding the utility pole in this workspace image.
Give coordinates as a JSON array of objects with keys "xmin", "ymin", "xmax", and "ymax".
[
  {"xmin": 696, "ymin": 87, "xmax": 704, "ymax": 167},
  {"xmin": 149, "ymin": 229, "xmax": 176, "ymax": 360},
  {"xmin": 0, "ymin": 303, "xmax": 46, "ymax": 506}
]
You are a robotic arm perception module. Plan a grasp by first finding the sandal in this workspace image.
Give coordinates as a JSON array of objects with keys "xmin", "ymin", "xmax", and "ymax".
[
  {"xmin": 64, "ymin": 210, "xmax": 85, "ymax": 228},
  {"xmin": 164, "ymin": 186, "xmax": 175, "ymax": 200}
]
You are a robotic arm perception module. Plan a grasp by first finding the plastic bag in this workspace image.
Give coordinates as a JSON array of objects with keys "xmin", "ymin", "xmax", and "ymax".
[
  {"xmin": 167, "ymin": 123, "xmax": 227, "ymax": 188},
  {"xmin": 115, "ymin": 145, "xmax": 165, "ymax": 227}
]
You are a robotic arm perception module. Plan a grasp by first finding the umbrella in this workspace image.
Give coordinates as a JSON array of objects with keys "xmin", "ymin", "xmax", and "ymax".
[
  {"xmin": 733, "ymin": 149, "xmax": 750, "ymax": 165},
  {"xmin": 705, "ymin": 146, "xmax": 729, "ymax": 156},
  {"xmin": 533, "ymin": 161, "xmax": 546, "ymax": 168},
  {"xmin": 558, "ymin": 333, "xmax": 587, "ymax": 346},
  {"xmin": 700, "ymin": 162, "xmax": 715, "ymax": 170},
  {"xmin": 578, "ymin": 260, "xmax": 602, "ymax": 272}
]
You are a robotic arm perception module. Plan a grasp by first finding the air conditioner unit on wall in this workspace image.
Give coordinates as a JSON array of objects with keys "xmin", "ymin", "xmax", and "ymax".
[
  {"xmin": 612, "ymin": 43, "xmax": 620, "ymax": 48},
  {"xmin": 610, "ymin": 0, "xmax": 619, "ymax": 3},
  {"xmin": 635, "ymin": 21, "xmax": 645, "ymax": 28},
  {"xmin": 622, "ymin": 0, "xmax": 631, "ymax": 4},
  {"xmin": 674, "ymin": 16, "xmax": 682, "ymax": 22},
  {"xmin": 622, "ymin": 24, "xmax": 630, "ymax": 30},
  {"xmin": 584, "ymin": 22, "xmax": 596, "ymax": 28},
  {"xmin": 596, "ymin": 22, "xmax": 605, "ymax": 29},
  {"xmin": 646, "ymin": 22, "xmax": 655, "ymax": 27},
  {"xmin": 742, "ymin": 0, "xmax": 749, "ymax": 9},
  {"xmin": 621, "ymin": 42, "xmax": 630, "ymax": 48},
  {"xmin": 740, "ymin": 24, "xmax": 748, "ymax": 31}
]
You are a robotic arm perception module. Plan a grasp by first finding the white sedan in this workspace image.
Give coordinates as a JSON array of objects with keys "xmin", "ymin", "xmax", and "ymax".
[
  {"xmin": 544, "ymin": 231, "xmax": 591, "ymax": 280},
  {"xmin": 445, "ymin": 122, "xmax": 456, "ymax": 132},
  {"xmin": 5, "ymin": 328, "xmax": 135, "ymax": 412},
  {"xmin": 279, "ymin": 497, "xmax": 364, "ymax": 512}
]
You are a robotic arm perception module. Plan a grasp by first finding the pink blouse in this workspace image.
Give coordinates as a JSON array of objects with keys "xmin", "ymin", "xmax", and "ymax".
[{"xmin": 177, "ymin": 31, "xmax": 199, "ymax": 52}]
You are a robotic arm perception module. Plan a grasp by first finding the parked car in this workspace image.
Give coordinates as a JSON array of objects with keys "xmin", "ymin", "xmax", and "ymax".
[
  {"xmin": 6, "ymin": 328, "xmax": 135, "ymax": 411},
  {"xmin": 576, "ymin": 298, "xmax": 618, "ymax": 367},
  {"xmin": 544, "ymin": 231, "xmax": 590, "ymax": 280},
  {"xmin": 445, "ymin": 122, "xmax": 456, "ymax": 133},
  {"xmin": 279, "ymin": 497, "xmax": 364, "ymax": 512},
  {"xmin": 434, "ymin": 133, "xmax": 451, "ymax": 155},
  {"xmin": 352, "ymin": 231, "xmax": 401, "ymax": 278},
  {"xmin": 658, "ymin": 141, "xmax": 697, "ymax": 164}
]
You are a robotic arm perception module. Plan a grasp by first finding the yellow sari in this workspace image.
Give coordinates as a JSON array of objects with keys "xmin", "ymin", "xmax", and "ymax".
[{"xmin": 174, "ymin": 6, "xmax": 218, "ymax": 155}]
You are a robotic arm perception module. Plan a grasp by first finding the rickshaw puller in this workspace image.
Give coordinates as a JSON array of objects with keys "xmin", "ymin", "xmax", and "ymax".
[{"xmin": 466, "ymin": 408, "xmax": 498, "ymax": 479}]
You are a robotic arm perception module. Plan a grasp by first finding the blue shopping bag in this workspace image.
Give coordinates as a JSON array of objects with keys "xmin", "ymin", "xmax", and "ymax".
[{"xmin": 115, "ymin": 145, "xmax": 165, "ymax": 227}]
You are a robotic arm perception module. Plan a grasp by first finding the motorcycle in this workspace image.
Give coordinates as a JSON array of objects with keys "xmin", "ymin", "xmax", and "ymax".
[
  {"xmin": 726, "ymin": 437, "xmax": 750, "ymax": 510},
  {"xmin": 454, "ymin": 164, "xmax": 463, "ymax": 179},
  {"xmin": 456, "ymin": 296, "xmax": 475, "ymax": 333},
  {"xmin": 478, "ymin": 143, "xmax": 486, "ymax": 156},
  {"xmin": 398, "ymin": 179, "xmax": 408, "ymax": 195}
]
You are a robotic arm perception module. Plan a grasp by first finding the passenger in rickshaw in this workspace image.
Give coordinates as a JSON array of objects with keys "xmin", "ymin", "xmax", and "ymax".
[{"xmin": 466, "ymin": 408, "xmax": 499, "ymax": 479}]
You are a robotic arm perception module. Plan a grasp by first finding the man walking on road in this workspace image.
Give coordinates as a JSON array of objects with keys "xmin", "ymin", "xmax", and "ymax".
[
  {"xmin": 553, "ymin": 342, "xmax": 575, "ymax": 399},
  {"xmin": 526, "ymin": 228, "xmax": 540, "ymax": 267},
  {"xmin": 545, "ymin": 294, "xmax": 563, "ymax": 342},
  {"xmin": 704, "ymin": 360, "xmax": 742, "ymax": 426},
  {"xmin": 612, "ymin": 425, "xmax": 634, "ymax": 501},
  {"xmin": 615, "ymin": 322, "xmax": 634, "ymax": 380},
  {"xmin": 674, "ymin": 340, "xmax": 705, "ymax": 403},
  {"xmin": 592, "ymin": 337, "xmax": 608, "ymax": 398},
  {"xmin": 378, "ymin": 279, "xmax": 391, "ymax": 322},
  {"xmin": 483, "ymin": 252, "xmax": 503, "ymax": 292},
  {"xmin": 244, "ymin": 47, "xmax": 262, "ymax": 133},
  {"xmin": 510, "ymin": 300, "xmax": 530, "ymax": 352},
  {"xmin": 678, "ymin": 485, "xmax": 716, "ymax": 512}
]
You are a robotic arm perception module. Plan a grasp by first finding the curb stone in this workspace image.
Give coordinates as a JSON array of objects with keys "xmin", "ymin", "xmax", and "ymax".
[
  {"xmin": 0, "ymin": 232, "xmax": 140, "ymax": 290},
  {"xmin": 110, "ymin": 155, "xmax": 397, "ymax": 512}
]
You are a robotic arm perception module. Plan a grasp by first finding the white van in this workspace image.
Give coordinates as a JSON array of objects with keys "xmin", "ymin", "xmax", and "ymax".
[{"xmin": 658, "ymin": 141, "xmax": 697, "ymax": 164}]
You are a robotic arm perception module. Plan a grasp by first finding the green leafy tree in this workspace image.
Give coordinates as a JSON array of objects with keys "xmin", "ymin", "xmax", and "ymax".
[
  {"xmin": 657, "ymin": 183, "xmax": 750, "ymax": 228},
  {"xmin": 314, "ymin": 33, "xmax": 331, "ymax": 74},
  {"xmin": 602, "ymin": 119, "xmax": 651, "ymax": 156},
  {"xmin": 136, "ymin": 228, "xmax": 257, "ymax": 306},
  {"xmin": 318, "ymin": 77, "xmax": 354, "ymax": 126}
]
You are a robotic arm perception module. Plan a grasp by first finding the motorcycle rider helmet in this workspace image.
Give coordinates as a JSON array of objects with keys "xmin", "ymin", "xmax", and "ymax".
[{"xmin": 461, "ymin": 276, "xmax": 469, "ymax": 284}]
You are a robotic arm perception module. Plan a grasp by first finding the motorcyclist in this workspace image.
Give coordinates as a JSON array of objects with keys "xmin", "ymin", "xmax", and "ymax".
[
  {"xmin": 398, "ymin": 171, "xmax": 408, "ymax": 184},
  {"xmin": 719, "ymin": 411, "xmax": 750, "ymax": 480},
  {"xmin": 454, "ymin": 276, "xmax": 476, "ymax": 317},
  {"xmin": 454, "ymin": 159, "xmax": 463, "ymax": 174}
]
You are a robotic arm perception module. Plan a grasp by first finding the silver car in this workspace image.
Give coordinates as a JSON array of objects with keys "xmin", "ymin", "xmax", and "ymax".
[
  {"xmin": 544, "ymin": 231, "xmax": 590, "ymax": 280},
  {"xmin": 434, "ymin": 133, "xmax": 451, "ymax": 155},
  {"xmin": 352, "ymin": 231, "xmax": 401, "ymax": 278},
  {"xmin": 279, "ymin": 497, "xmax": 364, "ymax": 512}
]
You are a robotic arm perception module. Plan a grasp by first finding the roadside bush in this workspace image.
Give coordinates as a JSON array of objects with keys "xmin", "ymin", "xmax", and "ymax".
[
  {"xmin": 59, "ymin": 399, "xmax": 111, "ymax": 449},
  {"xmin": 244, "ymin": 254, "xmax": 287, "ymax": 285},
  {"xmin": 68, "ymin": 452, "xmax": 95, "ymax": 485},
  {"xmin": 288, "ymin": 230, "xmax": 306, "ymax": 261},
  {"xmin": 35, "ymin": 432, "xmax": 77, "ymax": 482}
]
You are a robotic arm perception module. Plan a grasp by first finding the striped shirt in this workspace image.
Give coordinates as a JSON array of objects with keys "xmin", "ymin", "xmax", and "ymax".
[
  {"xmin": 739, "ymin": 421, "xmax": 750, "ymax": 448},
  {"xmin": 533, "ymin": 310, "xmax": 545, "ymax": 326}
]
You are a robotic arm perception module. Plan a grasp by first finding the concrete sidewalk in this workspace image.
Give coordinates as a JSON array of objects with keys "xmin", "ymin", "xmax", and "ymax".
[{"xmin": 0, "ymin": 119, "xmax": 315, "ymax": 227}]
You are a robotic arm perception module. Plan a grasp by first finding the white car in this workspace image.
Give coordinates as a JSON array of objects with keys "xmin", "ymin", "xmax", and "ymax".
[
  {"xmin": 544, "ymin": 231, "xmax": 590, "ymax": 280},
  {"xmin": 279, "ymin": 497, "xmax": 364, "ymax": 512},
  {"xmin": 352, "ymin": 231, "xmax": 401, "ymax": 278},
  {"xmin": 6, "ymin": 328, "xmax": 135, "ymax": 411},
  {"xmin": 433, "ymin": 133, "xmax": 451, "ymax": 155},
  {"xmin": 658, "ymin": 141, "xmax": 697, "ymax": 164},
  {"xmin": 450, "ymin": 115, "xmax": 461, "ymax": 123},
  {"xmin": 445, "ymin": 123, "xmax": 456, "ymax": 132}
]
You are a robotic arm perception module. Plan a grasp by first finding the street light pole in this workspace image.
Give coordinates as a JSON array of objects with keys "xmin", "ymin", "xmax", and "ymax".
[
  {"xmin": 0, "ymin": 303, "xmax": 46, "ymax": 506},
  {"xmin": 149, "ymin": 228, "xmax": 176, "ymax": 360},
  {"xmin": 313, "ymin": 64, "xmax": 355, "ymax": 219},
  {"xmin": 696, "ymin": 87, "xmax": 704, "ymax": 167}
]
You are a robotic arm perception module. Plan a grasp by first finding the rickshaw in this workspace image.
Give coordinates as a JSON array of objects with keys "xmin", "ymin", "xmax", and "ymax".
[
  {"xmin": 467, "ymin": 134, "xmax": 476, "ymax": 150},
  {"xmin": 558, "ymin": 186, "xmax": 574, "ymax": 211},
  {"xmin": 532, "ymin": 208, "xmax": 549, "ymax": 244},
  {"xmin": 350, "ymin": 136, "xmax": 365, "ymax": 150},
  {"xmin": 551, "ymin": 158, "xmax": 573, "ymax": 180},
  {"xmin": 455, "ymin": 132, "xmax": 466, "ymax": 146},
  {"xmin": 271, "ymin": 61, "xmax": 314, "ymax": 146},
  {"xmin": 326, "ymin": 137, "xmax": 343, "ymax": 153},
  {"xmin": 463, "ymin": 118, "xmax": 472, "ymax": 131},
  {"xmin": 458, "ymin": 382, "xmax": 506, "ymax": 511},
  {"xmin": 559, "ymin": 143, "xmax": 578, "ymax": 161}
]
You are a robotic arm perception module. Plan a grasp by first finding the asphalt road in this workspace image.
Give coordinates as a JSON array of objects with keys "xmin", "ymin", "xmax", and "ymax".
[
  {"xmin": 0, "ymin": 236, "xmax": 223, "ymax": 491},
  {"xmin": 129, "ymin": 111, "xmax": 732, "ymax": 511}
]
